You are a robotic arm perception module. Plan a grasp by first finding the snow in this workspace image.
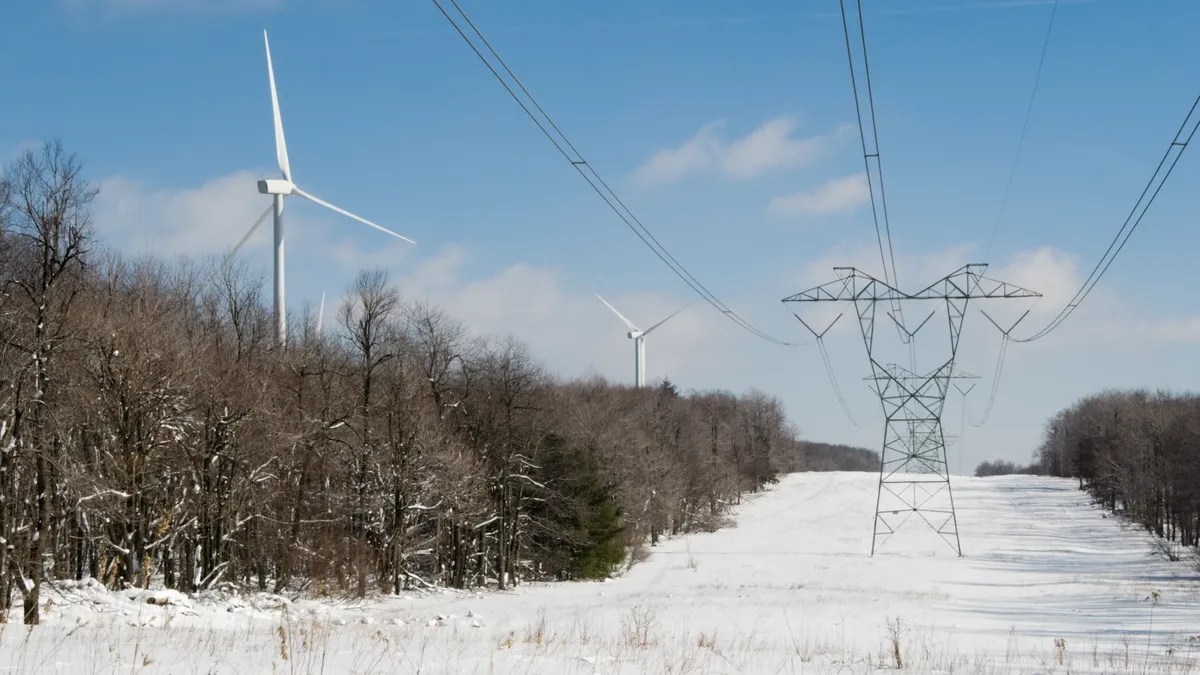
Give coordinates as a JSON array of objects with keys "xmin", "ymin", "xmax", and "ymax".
[{"xmin": 5, "ymin": 472, "xmax": 1200, "ymax": 673}]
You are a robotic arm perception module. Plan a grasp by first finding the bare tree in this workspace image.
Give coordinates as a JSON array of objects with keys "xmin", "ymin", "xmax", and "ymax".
[
  {"xmin": 1035, "ymin": 389, "xmax": 1200, "ymax": 555},
  {"xmin": 0, "ymin": 144, "xmax": 835, "ymax": 605},
  {"xmin": 339, "ymin": 269, "xmax": 401, "ymax": 597},
  {"xmin": 0, "ymin": 140, "xmax": 96, "ymax": 623}
]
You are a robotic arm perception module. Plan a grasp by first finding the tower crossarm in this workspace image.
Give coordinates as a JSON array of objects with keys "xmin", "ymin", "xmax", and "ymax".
[
  {"xmin": 782, "ymin": 267, "xmax": 905, "ymax": 303},
  {"xmin": 863, "ymin": 364, "xmax": 980, "ymax": 382},
  {"xmin": 784, "ymin": 264, "xmax": 1042, "ymax": 304},
  {"xmin": 908, "ymin": 264, "xmax": 1042, "ymax": 301}
]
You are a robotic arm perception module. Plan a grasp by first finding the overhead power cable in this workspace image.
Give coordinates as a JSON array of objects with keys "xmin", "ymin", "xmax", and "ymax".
[
  {"xmin": 970, "ymin": 335, "xmax": 1010, "ymax": 427},
  {"xmin": 431, "ymin": 0, "xmax": 807, "ymax": 347},
  {"xmin": 954, "ymin": 383, "xmax": 975, "ymax": 476},
  {"xmin": 838, "ymin": 0, "xmax": 907, "ymax": 341},
  {"xmin": 983, "ymin": 0, "xmax": 1059, "ymax": 261},
  {"xmin": 1012, "ymin": 91, "xmax": 1200, "ymax": 343},
  {"xmin": 971, "ymin": 0, "xmax": 1057, "ymax": 420},
  {"xmin": 817, "ymin": 338, "xmax": 867, "ymax": 429},
  {"xmin": 790, "ymin": 312, "xmax": 865, "ymax": 428}
]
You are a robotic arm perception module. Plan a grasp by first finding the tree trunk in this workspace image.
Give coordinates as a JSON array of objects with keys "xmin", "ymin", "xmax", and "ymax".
[
  {"xmin": 497, "ymin": 487, "xmax": 507, "ymax": 591},
  {"xmin": 24, "ymin": 454, "xmax": 47, "ymax": 624}
]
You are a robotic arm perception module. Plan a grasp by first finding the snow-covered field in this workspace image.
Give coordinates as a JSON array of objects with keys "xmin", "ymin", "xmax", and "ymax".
[{"xmin": 4, "ymin": 472, "xmax": 1200, "ymax": 674}]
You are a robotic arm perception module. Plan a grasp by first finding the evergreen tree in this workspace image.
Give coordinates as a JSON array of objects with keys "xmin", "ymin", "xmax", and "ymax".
[
  {"xmin": 568, "ymin": 448, "xmax": 625, "ymax": 580},
  {"xmin": 531, "ymin": 434, "xmax": 625, "ymax": 580}
]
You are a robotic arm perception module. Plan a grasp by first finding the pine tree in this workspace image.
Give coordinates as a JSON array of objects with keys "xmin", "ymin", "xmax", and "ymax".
[
  {"xmin": 531, "ymin": 434, "xmax": 625, "ymax": 580},
  {"xmin": 569, "ymin": 453, "xmax": 625, "ymax": 580}
]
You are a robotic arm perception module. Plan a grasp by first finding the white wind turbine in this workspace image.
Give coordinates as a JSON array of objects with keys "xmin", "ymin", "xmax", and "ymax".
[
  {"xmin": 225, "ymin": 30, "xmax": 415, "ymax": 348},
  {"xmin": 596, "ymin": 294, "xmax": 689, "ymax": 388}
]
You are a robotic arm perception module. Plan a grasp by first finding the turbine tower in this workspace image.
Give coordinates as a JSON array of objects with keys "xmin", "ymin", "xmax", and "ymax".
[
  {"xmin": 226, "ymin": 31, "xmax": 416, "ymax": 348},
  {"xmin": 596, "ymin": 294, "xmax": 688, "ymax": 388}
]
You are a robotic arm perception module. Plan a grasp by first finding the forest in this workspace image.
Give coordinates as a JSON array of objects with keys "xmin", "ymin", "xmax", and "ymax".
[
  {"xmin": 976, "ymin": 387, "xmax": 1200, "ymax": 559},
  {"xmin": 973, "ymin": 459, "xmax": 1040, "ymax": 477},
  {"xmin": 0, "ymin": 141, "xmax": 877, "ymax": 624},
  {"xmin": 797, "ymin": 442, "xmax": 880, "ymax": 472},
  {"xmin": 1031, "ymin": 388, "xmax": 1200, "ymax": 551}
]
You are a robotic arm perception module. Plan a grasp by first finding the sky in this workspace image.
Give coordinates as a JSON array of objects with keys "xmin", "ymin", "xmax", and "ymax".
[{"xmin": 2, "ymin": 0, "xmax": 1199, "ymax": 474}]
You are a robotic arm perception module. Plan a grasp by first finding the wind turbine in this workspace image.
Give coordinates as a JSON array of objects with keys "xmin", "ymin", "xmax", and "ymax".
[
  {"xmin": 225, "ymin": 30, "xmax": 416, "ymax": 348},
  {"xmin": 596, "ymin": 294, "xmax": 688, "ymax": 388}
]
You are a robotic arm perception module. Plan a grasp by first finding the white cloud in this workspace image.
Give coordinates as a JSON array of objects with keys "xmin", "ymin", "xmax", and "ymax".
[
  {"xmin": 327, "ymin": 237, "xmax": 419, "ymax": 273},
  {"xmin": 987, "ymin": 247, "xmax": 1084, "ymax": 321},
  {"xmin": 630, "ymin": 121, "xmax": 725, "ymax": 186},
  {"xmin": 723, "ymin": 118, "xmax": 848, "ymax": 179},
  {"xmin": 91, "ymin": 170, "xmax": 728, "ymax": 387},
  {"xmin": 789, "ymin": 239, "xmax": 1200, "ymax": 357},
  {"xmin": 396, "ymin": 246, "xmax": 734, "ymax": 386},
  {"xmin": 93, "ymin": 169, "xmax": 422, "ymax": 280},
  {"xmin": 974, "ymin": 247, "xmax": 1192, "ymax": 349},
  {"xmin": 93, "ymin": 171, "xmax": 279, "ymax": 258},
  {"xmin": 631, "ymin": 117, "xmax": 851, "ymax": 186},
  {"xmin": 769, "ymin": 173, "xmax": 871, "ymax": 219}
]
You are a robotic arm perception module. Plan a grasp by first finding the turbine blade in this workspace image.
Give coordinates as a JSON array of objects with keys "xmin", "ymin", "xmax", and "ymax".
[
  {"xmin": 222, "ymin": 202, "xmax": 273, "ymax": 269},
  {"xmin": 642, "ymin": 303, "xmax": 690, "ymax": 336},
  {"xmin": 264, "ymin": 30, "xmax": 292, "ymax": 182},
  {"xmin": 317, "ymin": 290, "xmax": 325, "ymax": 337},
  {"xmin": 292, "ymin": 187, "xmax": 416, "ymax": 244},
  {"xmin": 595, "ymin": 294, "xmax": 639, "ymax": 332}
]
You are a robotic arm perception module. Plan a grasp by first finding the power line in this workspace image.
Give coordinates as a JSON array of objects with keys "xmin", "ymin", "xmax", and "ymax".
[
  {"xmin": 854, "ymin": 0, "xmax": 901, "ymax": 296},
  {"xmin": 970, "ymin": 1, "xmax": 1058, "ymax": 425},
  {"xmin": 983, "ymin": 0, "xmax": 1059, "ymax": 261},
  {"xmin": 839, "ymin": 0, "xmax": 908, "ymax": 341},
  {"xmin": 790, "ymin": 312, "xmax": 866, "ymax": 428},
  {"xmin": 818, "ymin": 337, "xmax": 867, "ymax": 429},
  {"xmin": 970, "ymin": 334, "xmax": 1010, "ymax": 427},
  {"xmin": 1012, "ymin": 91, "xmax": 1200, "ymax": 343},
  {"xmin": 975, "ymin": 87, "xmax": 1196, "ymax": 413},
  {"xmin": 432, "ymin": 0, "xmax": 807, "ymax": 347},
  {"xmin": 954, "ymin": 383, "xmax": 975, "ymax": 477}
]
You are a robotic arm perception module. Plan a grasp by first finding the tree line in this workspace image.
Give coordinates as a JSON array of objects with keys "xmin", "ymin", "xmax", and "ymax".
[
  {"xmin": 973, "ymin": 388, "xmax": 1200, "ymax": 555},
  {"xmin": 0, "ymin": 141, "xmax": 874, "ymax": 624},
  {"xmin": 973, "ymin": 459, "xmax": 1040, "ymax": 477},
  {"xmin": 798, "ymin": 442, "xmax": 880, "ymax": 473},
  {"xmin": 1031, "ymin": 388, "xmax": 1200, "ymax": 548}
]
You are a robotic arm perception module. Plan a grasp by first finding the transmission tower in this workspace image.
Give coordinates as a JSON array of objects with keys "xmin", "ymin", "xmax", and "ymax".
[{"xmin": 783, "ymin": 264, "xmax": 1039, "ymax": 556}]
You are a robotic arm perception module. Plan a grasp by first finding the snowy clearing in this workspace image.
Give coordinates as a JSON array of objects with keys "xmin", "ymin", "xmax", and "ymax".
[{"xmin": 4, "ymin": 472, "xmax": 1200, "ymax": 674}]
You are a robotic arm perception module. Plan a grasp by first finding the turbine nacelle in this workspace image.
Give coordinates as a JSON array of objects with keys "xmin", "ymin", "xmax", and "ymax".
[
  {"xmin": 258, "ymin": 178, "xmax": 295, "ymax": 196},
  {"xmin": 628, "ymin": 330, "xmax": 643, "ymax": 340}
]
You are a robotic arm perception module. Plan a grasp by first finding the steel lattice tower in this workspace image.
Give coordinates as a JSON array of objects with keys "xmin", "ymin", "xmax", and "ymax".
[{"xmin": 783, "ymin": 264, "xmax": 1039, "ymax": 555}]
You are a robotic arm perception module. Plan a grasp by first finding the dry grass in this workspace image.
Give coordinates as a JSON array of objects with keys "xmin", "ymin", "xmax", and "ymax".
[{"xmin": 0, "ymin": 612, "xmax": 1197, "ymax": 674}]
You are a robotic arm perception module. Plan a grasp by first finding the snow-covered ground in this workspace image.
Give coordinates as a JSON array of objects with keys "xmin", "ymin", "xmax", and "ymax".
[{"xmin": 4, "ymin": 472, "xmax": 1200, "ymax": 674}]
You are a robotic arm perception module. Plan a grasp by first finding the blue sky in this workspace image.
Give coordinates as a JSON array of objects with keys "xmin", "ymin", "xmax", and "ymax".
[{"xmin": 3, "ymin": 0, "xmax": 1199, "ymax": 473}]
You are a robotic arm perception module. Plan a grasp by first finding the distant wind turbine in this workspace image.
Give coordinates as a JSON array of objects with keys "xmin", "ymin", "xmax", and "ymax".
[
  {"xmin": 225, "ymin": 30, "xmax": 415, "ymax": 348},
  {"xmin": 596, "ymin": 294, "xmax": 689, "ymax": 388}
]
